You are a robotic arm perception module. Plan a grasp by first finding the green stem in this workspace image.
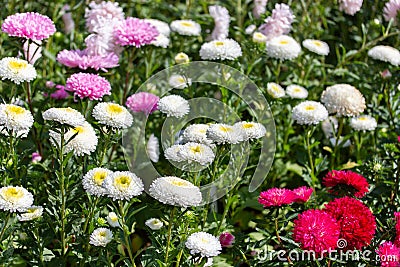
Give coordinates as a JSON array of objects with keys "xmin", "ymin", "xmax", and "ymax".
[
  {"xmin": 331, "ymin": 117, "xmax": 344, "ymax": 169},
  {"xmin": 83, "ymin": 196, "xmax": 100, "ymax": 233},
  {"xmin": 215, "ymin": 192, "xmax": 232, "ymax": 235},
  {"xmin": 0, "ymin": 212, "xmax": 11, "ymax": 242},
  {"xmin": 119, "ymin": 202, "xmax": 136, "ymax": 267},
  {"xmin": 59, "ymin": 128, "xmax": 67, "ymax": 257},
  {"xmin": 98, "ymin": 129, "xmax": 113, "ymax": 166},
  {"xmin": 165, "ymin": 207, "xmax": 176, "ymax": 263},
  {"xmin": 306, "ymin": 128, "xmax": 316, "ymax": 187},
  {"xmin": 175, "ymin": 222, "xmax": 189, "ymax": 267}
]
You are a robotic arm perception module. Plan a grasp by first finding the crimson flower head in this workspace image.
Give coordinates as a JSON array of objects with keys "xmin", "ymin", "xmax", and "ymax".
[
  {"xmin": 377, "ymin": 241, "xmax": 400, "ymax": 267},
  {"xmin": 258, "ymin": 188, "xmax": 296, "ymax": 208},
  {"xmin": 324, "ymin": 197, "xmax": 376, "ymax": 251},
  {"xmin": 393, "ymin": 212, "xmax": 400, "ymax": 247},
  {"xmin": 322, "ymin": 170, "xmax": 369, "ymax": 198},
  {"xmin": 219, "ymin": 232, "xmax": 235, "ymax": 248},
  {"xmin": 293, "ymin": 209, "xmax": 340, "ymax": 255},
  {"xmin": 292, "ymin": 186, "xmax": 313, "ymax": 203}
]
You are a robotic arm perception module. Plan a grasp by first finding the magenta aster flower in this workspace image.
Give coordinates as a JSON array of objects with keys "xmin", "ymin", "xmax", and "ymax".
[
  {"xmin": 57, "ymin": 49, "xmax": 119, "ymax": 72},
  {"xmin": 2, "ymin": 12, "xmax": 56, "ymax": 41},
  {"xmin": 292, "ymin": 186, "xmax": 313, "ymax": 203},
  {"xmin": 258, "ymin": 188, "xmax": 296, "ymax": 208},
  {"xmin": 126, "ymin": 92, "xmax": 159, "ymax": 114},
  {"xmin": 293, "ymin": 209, "xmax": 340, "ymax": 255},
  {"xmin": 384, "ymin": 0, "xmax": 400, "ymax": 24},
  {"xmin": 394, "ymin": 212, "xmax": 400, "ymax": 247},
  {"xmin": 377, "ymin": 242, "xmax": 400, "ymax": 267},
  {"xmin": 65, "ymin": 73, "xmax": 111, "ymax": 101},
  {"xmin": 219, "ymin": 232, "xmax": 235, "ymax": 248},
  {"xmin": 258, "ymin": 4, "xmax": 295, "ymax": 40},
  {"xmin": 113, "ymin": 17, "xmax": 159, "ymax": 47},
  {"xmin": 50, "ymin": 86, "xmax": 69, "ymax": 100}
]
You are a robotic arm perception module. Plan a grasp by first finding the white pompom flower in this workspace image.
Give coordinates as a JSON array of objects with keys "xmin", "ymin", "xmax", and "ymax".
[
  {"xmin": 286, "ymin": 85, "xmax": 308, "ymax": 99},
  {"xmin": 103, "ymin": 171, "xmax": 144, "ymax": 201},
  {"xmin": 350, "ymin": 115, "xmax": 378, "ymax": 131},
  {"xmin": 92, "ymin": 102, "xmax": 133, "ymax": 129},
  {"xmin": 170, "ymin": 20, "xmax": 201, "ymax": 36},
  {"xmin": 158, "ymin": 95, "xmax": 190, "ymax": 118},
  {"xmin": 89, "ymin": 228, "xmax": 113, "ymax": 247},
  {"xmin": 145, "ymin": 218, "xmax": 164, "ymax": 230},
  {"xmin": 147, "ymin": 134, "xmax": 160, "ymax": 163},
  {"xmin": 233, "ymin": 121, "xmax": 266, "ymax": 140},
  {"xmin": 302, "ymin": 39, "xmax": 330, "ymax": 56},
  {"xmin": 168, "ymin": 74, "xmax": 192, "ymax": 89},
  {"xmin": 206, "ymin": 123, "xmax": 245, "ymax": 144},
  {"xmin": 82, "ymin": 168, "xmax": 112, "ymax": 197},
  {"xmin": 0, "ymin": 186, "xmax": 34, "ymax": 212},
  {"xmin": 0, "ymin": 57, "xmax": 37, "ymax": 84},
  {"xmin": 266, "ymin": 82, "xmax": 285, "ymax": 99},
  {"xmin": 292, "ymin": 101, "xmax": 329, "ymax": 125},
  {"xmin": 266, "ymin": 35, "xmax": 301, "ymax": 60},
  {"xmin": 0, "ymin": 104, "xmax": 34, "ymax": 133},
  {"xmin": 185, "ymin": 231, "xmax": 222, "ymax": 258},
  {"xmin": 199, "ymin": 39, "xmax": 242, "ymax": 61},
  {"xmin": 368, "ymin": 45, "xmax": 400, "ymax": 66},
  {"xmin": 42, "ymin": 107, "xmax": 86, "ymax": 127},
  {"xmin": 17, "ymin": 206, "xmax": 43, "ymax": 221}
]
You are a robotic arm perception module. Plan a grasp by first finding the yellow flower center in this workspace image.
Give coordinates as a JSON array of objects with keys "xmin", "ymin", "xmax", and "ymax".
[
  {"xmin": 293, "ymin": 87, "xmax": 301, "ymax": 93},
  {"xmin": 114, "ymin": 175, "xmax": 131, "ymax": 190},
  {"xmin": 304, "ymin": 105, "xmax": 316, "ymax": 111},
  {"xmin": 99, "ymin": 231, "xmax": 107, "ymax": 237},
  {"xmin": 190, "ymin": 145, "xmax": 202, "ymax": 153},
  {"xmin": 106, "ymin": 103, "xmax": 123, "ymax": 114},
  {"xmin": 198, "ymin": 129, "xmax": 207, "ymax": 134},
  {"xmin": 219, "ymin": 125, "xmax": 232, "ymax": 132},
  {"xmin": 73, "ymin": 126, "xmax": 85, "ymax": 134},
  {"xmin": 93, "ymin": 170, "xmax": 108, "ymax": 186},
  {"xmin": 201, "ymin": 238, "xmax": 210, "ymax": 244},
  {"xmin": 180, "ymin": 21, "xmax": 193, "ymax": 27},
  {"xmin": 8, "ymin": 60, "xmax": 27, "ymax": 73},
  {"xmin": 242, "ymin": 123, "xmax": 254, "ymax": 129},
  {"xmin": 279, "ymin": 40, "xmax": 289, "ymax": 45},
  {"xmin": 1, "ymin": 187, "xmax": 24, "ymax": 203},
  {"xmin": 26, "ymin": 207, "xmax": 36, "ymax": 213},
  {"xmin": 313, "ymin": 41, "xmax": 322, "ymax": 47},
  {"xmin": 215, "ymin": 41, "xmax": 225, "ymax": 46},
  {"xmin": 170, "ymin": 179, "xmax": 189, "ymax": 187},
  {"xmin": 60, "ymin": 107, "xmax": 74, "ymax": 113},
  {"xmin": 358, "ymin": 117, "xmax": 368, "ymax": 121},
  {"xmin": 271, "ymin": 85, "xmax": 280, "ymax": 92},
  {"xmin": 5, "ymin": 105, "xmax": 25, "ymax": 116}
]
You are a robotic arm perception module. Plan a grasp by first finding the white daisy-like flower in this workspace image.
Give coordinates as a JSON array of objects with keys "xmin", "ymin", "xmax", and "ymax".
[
  {"xmin": 144, "ymin": 19, "xmax": 170, "ymax": 36},
  {"xmin": 292, "ymin": 101, "xmax": 329, "ymax": 125},
  {"xmin": 0, "ymin": 57, "xmax": 37, "ymax": 84},
  {"xmin": 266, "ymin": 35, "xmax": 301, "ymax": 60},
  {"xmin": 350, "ymin": 115, "xmax": 378, "ymax": 131},
  {"xmin": 89, "ymin": 228, "xmax": 113, "ymax": 247},
  {"xmin": 145, "ymin": 218, "xmax": 164, "ymax": 230},
  {"xmin": 170, "ymin": 20, "xmax": 201, "ymax": 36},
  {"xmin": 103, "ymin": 171, "xmax": 144, "ymax": 201},
  {"xmin": 168, "ymin": 74, "xmax": 192, "ymax": 89},
  {"xmin": 17, "ymin": 206, "xmax": 43, "ymax": 221},
  {"xmin": 185, "ymin": 232, "xmax": 222, "ymax": 258},
  {"xmin": 321, "ymin": 84, "xmax": 366, "ymax": 117},
  {"xmin": 49, "ymin": 121, "xmax": 98, "ymax": 156},
  {"xmin": 245, "ymin": 24, "xmax": 257, "ymax": 35},
  {"xmin": 199, "ymin": 39, "xmax": 242, "ymax": 61},
  {"xmin": 175, "ymin": 52, "xmax": 190, "ymax": 64},
  {"xmin": 106, "ymin": 212, "xmax": 120, "ymax": 228},
  {"xmin": 158, "ymin": 95, "xmax": 190, "ymax": 118},
  {"xmin": 302, "ymin": 39, "xmax": 330, "ymax": 56},
  {"xmin": 82, "ymin": 168, "xmax": 112, "ymax": 196},
  {"xmin": 367, "ymin": 45, "xmax": 400, "ymax": 66},
  {"xmin": 206, "ymin": 123, "xmax": 245, "ymax": 144},
  {"xmin": 286, "ymin": 84, "xmax": 309, "ymax": 99},
  {"xmin": 164, "ymin": 144, "xmax": 186, "ymax": 162},
  {"xmin": 92, "ymin": 102, "xmax": 133, "ymax": 129},
  {"xmin": 0, "ymin": 186, "xmax": 34, "ymax": 212},
  {"xmin": 149, "ymin": 176, "xmax": 202, "ymax": 207},
  {"xmin": 0, "ymin": 104, "xmax": 33, "ymax": 133},
  {"xmin": 147, "ymin": 134, "xmax": 160, "ymax": 163},
  {"xmin": 180, "ymin": 142, "xmax": 215, "ymax": 166},
  {"xmin": 151, "ymin": 34, "xmax": 170, "ymax": 48},
  {"xmin": 233, "ymin": 121, "xmax": 266, "ymax": 140},
  {"xmin": 252, "ymin": 32, "xmax": 267, "ymax": 43},
  {"xmin": 321, "ymin": 116, "xmax": 338, "ymax": 138},
  {"xmin": 266, "ymin": 82, "xmax": 285, "ymax": 99},
  {"xmin": 183, "ymin": 124, "xmax": 214, "ymax": 146},
  {"xmin": 42, "ymin": 107, "xmax": 86, "ymax": 127}
]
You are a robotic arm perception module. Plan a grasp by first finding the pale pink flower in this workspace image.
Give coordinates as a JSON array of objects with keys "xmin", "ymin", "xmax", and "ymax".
[
  {"xmin": 253, "ymin": 0, "xmax": 268, "ymax": 19},
  {"xmin": 2, "ymin": 12, "xmax": 56, "ymax": 41},
  {"xmin": 126, "ymin": 92, "xmax": 159, "ymax": 115},
  {"xmin": 61, "ymin": 5, "xmax": 75, "ymax": 34},
  {"xmin": 85, "ymin": 1, "xmax": 124, "ymax": 33},
  {"xmin": 209, "ymin": 5, "xmax": 230, "ymax": 40},
  {"xmin": 383, "ymin": 0, "xmax": 400, "ymax": 24},
  {"xmin": 113, "ymin": 18, "xmax": 159, "ymax": 47},
  {"xmin": 259, "ymin": 4, "xmax": 295, "ymax": 40},
  {"xmin": 85, "ymin": 32, "xmax": 123, "ymax": 56},
  {"xmin": 31, "ymin": 152, "xmax": 42, "ymax": 163},
  {"xmin": 65, "ymin": 73, "xmax": 111, "ymax": 101},
  {"xmin": 339, "ymin": 0, "xmax": 363, "ymax": 16},
  {"xmin": 57, "ymin": 49, "xmax": 119, "ymax": 71},
  {"xmin": 23, "ymin": 40, "xmax": 42, "ymax": 65},
  {"xmin": 45, "ymin": 81, "xmax": 55, "ymax": 88}
]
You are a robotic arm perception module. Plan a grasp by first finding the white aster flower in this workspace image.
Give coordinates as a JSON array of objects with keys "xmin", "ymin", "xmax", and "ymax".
[
  {"xmin": 149, "ymin": 176, "xmax": 202, "ymax": 207},
  {"xmin": 17, "ymin": 205, "xmax": 43, "ymax": 221},
  {"xmin": 206, "ymin": 123, "xmax": 245, "ymax": 144},
  {"xmin": 103, "ymin": 171, "xmax": 144, "ymax": 201},
  {"xmin": 339, "ymin": 0, "xmax": 363, "ymax": 16},
  {"xmin": 245, "ymin": 24, "xmax": 257, "ymax": 35},
  {"xmin": 321, "ymin": 116, "xmax": 338, "ymax": 138},
  {"xmin": 168, "ymin": 74, "xmax": 192, "ymax": 89},
  {"xmin": 0, "ymin": 104, "xmax": 33, "ymax": 133},
  {"xmin": 321, "ymin": 84, "xmax": 366, "ymax": 117},
  {"xmin": 183, "ymin": 124, "xmax": 214, "ymax": 146},
  {"xmin": 292, "ymin": 101, "xmax": 329, "ymax": 125},
  {"xmin": 286, "ymin": 84, "xmax": 309, "ymax": 99},
  {"xmin": 252, "ymin": 32, "xmax": 267, "ymax": 44},
  {"xmin": 350, "ymin": 115, "xmax": 377, "ymax": 131},
  {"xmin": 49, "ymin": 121, "xmax": 98, "ymax": 156},
  {"xmin": 266, "ymin": 35, "xmax": 301, "ymax": 60},
  {"xmin": 107, "ymin": 212, "xmax": 120, "ymax": 228},
  {"xmin": 302, "ymin": 39, "xmax": 330, "ymax": 56},
  {"xmin": 144, "ymin": 19, "xmax": 170, "ymax": 36},
  {"xmin": 170, "ymin": 20, "xmax": 201, "ymax": 36},
  {"xmin": 199, "ymin": 39, "xmax": 242, "ymax": 61},
  {"xmin": 367, "ymin": 45, "xmax": 400, "ymax": 66},
  {"xmin": 89, "ymin": 228, "xmax": 113, "ymax": 247},
  {"xmin": 164, "ymin": 144, "xmax": 186, "ymax": 162},
  {"xmin": 266, "ymin": 82, "xmax": 285, "ymax": 99},
  {"xmin": 180, "ymin": 142, "xmax": 215, "ymax": 166},
  {"xmin": 233, "ymin": 121, "xmax": 266, "ymax": 140},
  {"xmin": 158, "ymin": 95, "xmax": 190, "ymax": 118},
  {"xmin": 92, "ymin": 102, "xmax": 133, "ymax": 129},
  {"xmin": 0, "ymin": 57, "xmax": 37, "ymax": 84},
  {"xmin": 185, "ymin": 232, "xmax": 222, "ymax": 258},
  {"xmin": 0, "ymin": 186, "xmax": 34, "ymax": 212},
  {"xmin": 175, "ymin": 52, "xmax": 190, "ymax": 64},
  {"xmin": 151, "ymin": 34, "xmax": 170, "ymax": 48},
  {"xmin": 82, "ymin": 168, "xmax": 112, "ymax": 197},
  {"xmin": 42, "ymin": 107, "xmax": 85, "ymax": 127},
  {"xmin": 145, "ymin": 218, "xmax": 164, "ymax": 230},
  {"xmin": 209, "ymin": 5, "xmax": 230, "ymax": 40},
  {"xmin": 147, "ymin": 134, "xmax": 160, "ymax": 163}
]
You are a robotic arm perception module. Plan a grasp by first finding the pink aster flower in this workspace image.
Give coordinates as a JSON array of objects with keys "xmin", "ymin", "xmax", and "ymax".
[
  {"xmin": 56, "ymin": 49, "xmax": 119, "ymax": 71},
  {"xmin": 338, "ymin": 0, "xmax": 363, "ymax": 16},
  {"xmin": 293, "ymin": 209, "xmax": 340, "ymax": 255},
  {"xmin": 253, "ymin": 0, "xmax": 269, "ymax": 19},
  {"xmin": 31, "ymin": 152, "xmax": 42, "ymax": 163},
  {"xmin": 85, "ymin": 1, "xmax": 125, "ymax": 33},
  {"xmin": 50, "ymin": 85, "xmax": 69, "ymax": 100},
  {"xmin": 292, "ymin": 186, "xmax": 313, "ymax": 203},
  {"xmin": 258, "ymin": 4, "xmax": 295, "ymax": 40},
  {"xmin": 65, "ymin": 73, "xmax": 111, "ymax": 101},
  {"xmin": 219, "ymin": 232, "xmax": 235, "ymax": 248},
  {"xmin": 209, "ymin": 5, "xmax": 230, "ymax": 40},
  {"xmin": 324, "ymin": 197, "xmax": 376, "ymax": 251},
  {"xmin": 126, "ymin": 92, "xmax": 159, "ymax": 115},
  {"xmin": 322, "ymin": 170, "xmax": 369, "ymax": 198},
  {"xmin": 384, "ymin": 0, "xmax": 400, "ymax": 24},
  {"xmin": 2, "ymin": 12, "xmax": 56, "ymax": 41},
  {"xmin": 61, "ymin": 5, "xmax": 75, "ymax": 34},
  {"xmin": 258, "ymin": 188, "xmax": 296, "ymax": 208},
  {"xmin": 114, "ymin": 17, "xmax": 159, "ymax": 47},
  {"xmin": 377, "ymin": 241, "xmax": 400, "ymax": 267}
]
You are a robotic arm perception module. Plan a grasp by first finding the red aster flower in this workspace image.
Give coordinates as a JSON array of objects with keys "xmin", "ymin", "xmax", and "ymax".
[
  {"xmin": 394, "ymin": 212, "xmax": 400, "ymax": 247},
  {"xmin": 258, "ymin": 188, "xmax": 296, "ymax": 208},
  {"xmin": 293, "ymin": 209, "xmax": 340, "ymax": 255},
  {"xmin": 377, "ymin": 241, "xmax": 400, "ymax": 267},
  {"xmin": 322, "ymin": 170, "xmax": 369, "ymax": 198},
  {"xmin": 324, "ymin": 197, "xmax": 376, "ymax": 251},
  {"xmin": 292, "ymin": 186, "xmax": 313, "ymax": 203},
  {"xmin": 219, "ymin": 232, "xmax": 235, "ymax": 248}
]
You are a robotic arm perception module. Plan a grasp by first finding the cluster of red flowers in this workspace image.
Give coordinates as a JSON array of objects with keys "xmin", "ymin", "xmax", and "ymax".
[
  {"xmin": 258, "ymin": 186, "xmax": 313, "ymax": 208},
  {"xmin": 322, "ymin": 170, "xmax": 369, "ymax": 198}
]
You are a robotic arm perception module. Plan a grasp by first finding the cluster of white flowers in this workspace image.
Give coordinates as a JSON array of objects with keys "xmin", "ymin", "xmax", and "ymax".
[{"xmin": 165, "ymin": 142, "xmax": 215, "ymax": 166}]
